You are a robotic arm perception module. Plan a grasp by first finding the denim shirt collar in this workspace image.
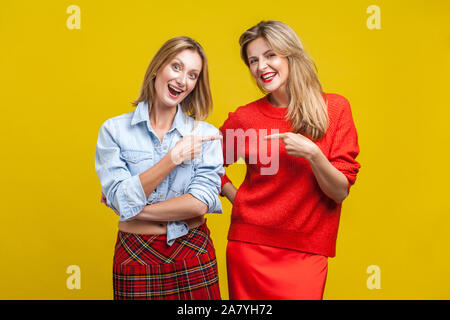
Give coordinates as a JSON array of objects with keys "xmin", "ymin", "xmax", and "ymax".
[{"xmin": 131, "ymin": 101, "xmax": 193, "ymax": 137}]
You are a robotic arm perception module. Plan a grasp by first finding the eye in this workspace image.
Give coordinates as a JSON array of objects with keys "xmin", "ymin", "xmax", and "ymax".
[
  {"xmin": 249, "ymin": 58, "xmax": 257, "ymax": 65},
  {"xmin": 172, "ymin": 63, "xmax": 181, "ymax": 71},
  {"xmin": 188, "ymin": 73, "xmax": 198, "ymax": 80},
  {"xmin": 267, "ymin": 53, "xmax": 276, "ymax": 58}
]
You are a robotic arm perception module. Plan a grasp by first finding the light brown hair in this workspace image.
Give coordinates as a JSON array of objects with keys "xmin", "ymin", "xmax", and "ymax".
[
  {"xmin": 239, "ymin": 20, "xmax": 328, "ymax": 140},
  {"xmin": 133, "ymin": 36, "xmax": 212, "ymax": 121}
]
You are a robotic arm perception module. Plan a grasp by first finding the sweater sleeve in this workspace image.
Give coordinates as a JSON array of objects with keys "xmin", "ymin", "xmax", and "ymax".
[
  {"xmin": 219, "ymin": 110, "xmax": 241, "ymax": 189},
  {"xmin": 328, "ymin": 97, "xmax": 361, "ymax": 191}
]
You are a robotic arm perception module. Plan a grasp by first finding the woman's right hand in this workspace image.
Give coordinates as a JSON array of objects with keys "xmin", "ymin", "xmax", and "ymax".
[
  {"xmin": 169, "ymin": 135, "xmax": 222, "ymax": 165},
  {"xmin": 221, "ymin": 182, "xmax": 237, "ymax": 204}
]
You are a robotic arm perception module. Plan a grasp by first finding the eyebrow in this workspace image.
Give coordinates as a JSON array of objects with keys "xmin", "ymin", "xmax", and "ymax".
[
  {"xmin": 248, "ymin": 49, "xmax": 274, "ymax": 60},
  {"xmin": 173, "ymin": 58, "xmax": 200, "ymax": 72}
]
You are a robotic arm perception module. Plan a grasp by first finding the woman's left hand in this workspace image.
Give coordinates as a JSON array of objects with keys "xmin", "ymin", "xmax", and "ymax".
[
  {"xmin": 101, "ymin": 192, "xmax": 120, "ymax": 216},
  {"xmin": 265, "ymin": 132, "xmax": 319, "ymax": 161},
  {"xmin": 266, "ymin": 132, "xmax": 349, "ymax": 203}
]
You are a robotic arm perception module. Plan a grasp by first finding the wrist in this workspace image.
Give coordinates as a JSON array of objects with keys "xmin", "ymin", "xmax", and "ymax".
[
  {"xmin": 168, "ymin": 149, "xmax": 182, "ymax": 166},
  {"xmin": 306, "ymin": 144, "xmax": 321, "ymax": 163}
]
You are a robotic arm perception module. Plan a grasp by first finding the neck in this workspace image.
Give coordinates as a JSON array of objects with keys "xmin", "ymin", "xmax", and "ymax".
[
  {"xmin": 268, "ymin": 88, "xmax": 289, "ymax": 107},
  {"xmin": 149, "ymin": 100, "xmax": 177, "ymax": 130}
]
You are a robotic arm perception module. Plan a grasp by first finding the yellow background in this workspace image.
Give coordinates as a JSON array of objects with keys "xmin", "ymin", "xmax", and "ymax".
[{"xmin": 1, "ymin": 0, "xmax": 449, "ymax": 299}]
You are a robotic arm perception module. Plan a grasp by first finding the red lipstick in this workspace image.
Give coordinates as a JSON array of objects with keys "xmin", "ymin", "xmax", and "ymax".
[{"xmin": 261, "ymin": 72, "xmax": 277, "ymax": 83}]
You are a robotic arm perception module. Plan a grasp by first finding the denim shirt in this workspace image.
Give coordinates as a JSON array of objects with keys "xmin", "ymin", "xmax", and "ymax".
[{"xmin": 95, "ymin": 102, "xmax": 224, "ymax": 245}]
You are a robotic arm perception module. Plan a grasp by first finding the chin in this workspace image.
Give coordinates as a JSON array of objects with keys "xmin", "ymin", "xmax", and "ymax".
[
  {"xmin": 168, "ymin": 93, "xmax": 186, "ymax": 106},
  {"xmin": 260, "ymin": 83, "xmax": 280, "ymax": 93}
]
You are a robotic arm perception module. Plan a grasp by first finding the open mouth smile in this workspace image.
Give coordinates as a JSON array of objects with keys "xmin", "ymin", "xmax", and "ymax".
[
  {"xmin": 261, "ymin": 72, "xmax": 277, "ymax": 83},
  {"xmin": 168, "ymin": 84, "xmax": 184, "ymax": 98}
]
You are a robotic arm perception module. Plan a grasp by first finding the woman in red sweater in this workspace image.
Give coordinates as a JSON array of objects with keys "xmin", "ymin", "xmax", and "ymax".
[{"xmin": 220, "ymin": 20, "xmax": 361, "ymax": 300}]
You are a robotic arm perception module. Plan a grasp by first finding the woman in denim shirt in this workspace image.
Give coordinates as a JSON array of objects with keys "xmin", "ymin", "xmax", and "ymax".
[{"xmin": 95, "ymin": 37, "xmax": 224, "ymax": 300}]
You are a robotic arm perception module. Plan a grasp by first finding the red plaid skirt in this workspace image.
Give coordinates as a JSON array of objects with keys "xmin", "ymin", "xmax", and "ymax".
[{"xmin": 113, "ymin": 222, "xmax": 221, "ymax": 300}]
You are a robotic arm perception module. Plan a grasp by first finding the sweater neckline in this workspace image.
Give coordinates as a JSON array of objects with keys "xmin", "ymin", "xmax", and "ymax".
[{"xmin": 257, "ymin": 95, "xmax": 288, "ymax": 119}]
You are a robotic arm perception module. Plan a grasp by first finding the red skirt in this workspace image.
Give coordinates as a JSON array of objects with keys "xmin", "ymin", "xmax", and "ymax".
[
  {"xmin": 227, "ymin": 240, "xmax": 328, "ymax": 300},
  {"xmin": 113, "ymin": 222, "xmax": 221, "ymax": 300}
]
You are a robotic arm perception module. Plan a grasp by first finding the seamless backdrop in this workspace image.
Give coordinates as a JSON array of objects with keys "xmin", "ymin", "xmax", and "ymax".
[{"xmin": 1, "ymin": 0, "xmax": 449, "ymax": 299}]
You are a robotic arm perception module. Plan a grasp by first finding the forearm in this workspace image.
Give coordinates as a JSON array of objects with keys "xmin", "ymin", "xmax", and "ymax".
[
  {"xmin": 307, "ymin": 147, "xmax": 349, "ymax": 204},
  {"xmin": 133, "ymin": 194, "xmax": 208, "ymax": 221},
  {"xmin": 139, "ymin": 152, "xmax": 178, "ymax": 198},
  {"xmin": 221, "ymin": 182, "xmax": 237, "ymax": 204}
]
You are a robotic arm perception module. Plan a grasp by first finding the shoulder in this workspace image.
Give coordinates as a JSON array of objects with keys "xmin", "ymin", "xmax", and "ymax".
[
  {"xmin": 324, "ymin": 93, "xmax": 351, "ymax": 113},
  {"xmin": 234, "ymin": 97, "xmax": 265, "ymax": 117},
  {"xmin": 324, "ymin": 92, "xmax": 353, "ymax": 121},
  {"xmin": 99, "ymin": 110, "xmax": 135, "ymax": 132},
  {"xmin": 323, "ymin": 93, "xmax": 358, "ymax": 137},
  {"xmin": 220, "ymin": 96, "xmax": 265, "ymax": 129}
]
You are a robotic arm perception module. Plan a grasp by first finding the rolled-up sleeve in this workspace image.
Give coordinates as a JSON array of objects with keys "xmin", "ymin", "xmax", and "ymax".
[
  {"xmin": 186, "ymin": 131, "xmax": 225, "ymax": 214},
  {"xmin": 328, "ymin": 98, "xmax": 361, "ymax": 192},
  {"xmin": 95, "ymin": 120, "xmax": 147, "ymax": 221}
]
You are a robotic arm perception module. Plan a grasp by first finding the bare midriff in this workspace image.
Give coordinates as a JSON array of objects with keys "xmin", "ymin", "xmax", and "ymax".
[{"xmin": 118, "ymin": 216, "xmax": 205, "ymax": 235}]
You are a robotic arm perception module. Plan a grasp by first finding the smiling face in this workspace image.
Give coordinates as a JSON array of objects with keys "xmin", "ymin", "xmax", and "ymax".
[
  {"xmin": 153, "ymin": 49, "xmax": 202, "ymax": 109},
  {"xmin": 246, "ymin": 37, "xmax": 289, "ymax": 94}
]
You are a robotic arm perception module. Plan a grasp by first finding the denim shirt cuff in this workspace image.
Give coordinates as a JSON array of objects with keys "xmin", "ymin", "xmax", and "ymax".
[
  {"xmin": 124, "ymin": 175, "xmax": 147, "ymax": 206},
  {"xmin": 118, "ymin": 175, "xmax": 147, "ymax": 221},
  {"xmin": 188, "ymin": 188, "xmax": 223, "ymax": 214}
]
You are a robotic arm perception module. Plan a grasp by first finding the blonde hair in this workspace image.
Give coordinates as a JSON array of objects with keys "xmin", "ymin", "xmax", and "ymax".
[
  {"xmin": 133, "ymin": 36, "xmax": 212, "ymax": 121},
  {"xmin": 239, "ymin": 20, "xmax": 328, "ymax": 141}
]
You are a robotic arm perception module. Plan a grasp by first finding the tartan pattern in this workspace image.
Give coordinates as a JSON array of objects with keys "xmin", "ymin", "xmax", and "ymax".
[{"xmin": 113, "ymin": 223, "xmax": 221, "ymax": 300}]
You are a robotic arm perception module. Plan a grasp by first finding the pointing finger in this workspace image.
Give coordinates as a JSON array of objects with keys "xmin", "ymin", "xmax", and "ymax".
[
  {"xmin": 264, "ymin": 133, "xmax": 287, "ymax": 140},
  {"xmin": 200, "ymin": 135, "xmax": 223, "ymax": 142}
]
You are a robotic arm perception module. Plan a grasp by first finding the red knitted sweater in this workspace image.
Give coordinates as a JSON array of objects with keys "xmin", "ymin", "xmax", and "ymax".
[{"xmin": 219, "ymin": 93, "xmax": 360, "ymax": 257}]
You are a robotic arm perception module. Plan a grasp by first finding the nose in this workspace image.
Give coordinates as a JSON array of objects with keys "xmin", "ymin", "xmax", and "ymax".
[
  {"xmin": 175, "ymin": 73, "xmax": 187, "ymax": 89},
  {"xmin": 257, "ymin": 57, "xmax": 268, "ymax": 73}
]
